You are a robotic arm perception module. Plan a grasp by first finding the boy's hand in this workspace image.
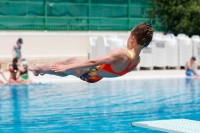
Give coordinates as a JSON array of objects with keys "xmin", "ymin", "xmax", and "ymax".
[{"xmin": 51, "ymin": 64, "xmax": 67, "ymax": 72}]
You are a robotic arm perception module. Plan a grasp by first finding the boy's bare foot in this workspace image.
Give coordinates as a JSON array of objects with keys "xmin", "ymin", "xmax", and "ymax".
[
  {"xmin": 29, "ymin": 65, "xmax": 40, "ymax": 76},
  {"xmin": 40, "ymin": 73, "xmax": 45, "ymax": 76}
]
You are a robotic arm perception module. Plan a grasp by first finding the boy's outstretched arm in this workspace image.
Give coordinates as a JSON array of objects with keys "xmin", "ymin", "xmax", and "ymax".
[{"xmin": 51, "ymin": 49, "xmax": 123, "ymax": 72}]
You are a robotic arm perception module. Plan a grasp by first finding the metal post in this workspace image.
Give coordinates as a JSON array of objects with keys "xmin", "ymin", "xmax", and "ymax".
[
  {"xmin": 128, "ymin": 0, "xmax": 131, "ymax": 30},
  {"xmin": 88, "ymin": 0, "xmax": 91, "ymax": 30},
  {"xmin": 44, "ymin": 0, "xmax": 47, "ymax": 30},
  {"xmin": 26, "ymin": 0, "xmax": 28, "ymax": 16}
]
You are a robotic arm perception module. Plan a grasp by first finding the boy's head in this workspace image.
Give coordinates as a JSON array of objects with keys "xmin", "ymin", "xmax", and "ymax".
[
  {"xmin": 191, "ymin": 56, "xmax": 196, "ymax": 63},
  {"xmin": 12, "ymin": 57, "xmax": 18, "ymax": 64},
  {"xmin": 17, "ymin": 38, "xmax": 23, "ymax": 45},
  {"xmin": 131, "ymin": 22, "xmax": 154, "ymax": 47},
  {"xmin": 22, "ymin": 61, "xmax": 28, "ymax": 69}
]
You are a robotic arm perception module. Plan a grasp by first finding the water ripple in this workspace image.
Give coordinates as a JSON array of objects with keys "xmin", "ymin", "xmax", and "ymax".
[{"xmin": 0, "ymin": 78, "xmax": 200, "ymax": 133}]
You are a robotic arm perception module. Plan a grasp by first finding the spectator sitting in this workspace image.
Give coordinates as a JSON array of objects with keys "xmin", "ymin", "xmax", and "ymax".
[
  {"xmin": 0, "ymin": 64, "xmax": 8, "ymax": 84},
  {"xmin": 8, "ymin": 58, "xmax": 24, "ymax": 84},
  {"xmin": 185, "ymin": 56, "xmax": 200, "ymax": 77},
  {"xmin": 18, "ymin": 59, "xmax": 32, "ymax": 83}
]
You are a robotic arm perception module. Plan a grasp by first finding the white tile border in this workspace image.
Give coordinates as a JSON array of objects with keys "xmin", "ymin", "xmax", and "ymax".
[{"xmin": 32, "ymin": 74, "xmax": 188, "ymax": 84}]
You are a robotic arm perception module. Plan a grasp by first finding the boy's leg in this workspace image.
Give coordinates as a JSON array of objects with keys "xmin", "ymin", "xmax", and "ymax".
[
  {"xmin": 0, "ymin": 80, "xmax": 4, "ymax": 84},
  {"xmin": 29, "ymin": 57, "xmax": 87, "ymax": 77},
  {"xmin": 9, "ymin": 79, "xmax": 18, "ymax": 84},
  {"xmin": 55, "ymin": 57, "xmax": 87, "ymax": 65},
  {"xmin": 29, "ymin": 64, "xmax": 65, "ymax": 76}
]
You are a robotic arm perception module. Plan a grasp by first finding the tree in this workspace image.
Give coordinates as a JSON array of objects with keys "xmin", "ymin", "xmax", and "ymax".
[{"xmin": 150, "ymin": 0, "xmax": 200, "ymax": 36}]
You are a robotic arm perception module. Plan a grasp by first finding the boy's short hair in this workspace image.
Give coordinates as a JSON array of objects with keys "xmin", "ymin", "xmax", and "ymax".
[
  {"xmin": 131, "ymin": 22, "xmax": 154, "ymax": 47},
  {"xmin": 191, "ymin": 56, "xmax": 196, "ymax": 61}
]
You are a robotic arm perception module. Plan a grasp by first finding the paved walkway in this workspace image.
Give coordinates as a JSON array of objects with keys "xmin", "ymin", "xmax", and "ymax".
[{"xmin": 0, "ymin": 70, "xmax": 189, "ymax": 83}]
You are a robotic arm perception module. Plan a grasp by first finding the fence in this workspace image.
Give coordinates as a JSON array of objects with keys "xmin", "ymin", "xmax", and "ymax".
[{"xmin": 0, "ymin": 0, "xmax": 162, "ymax": 31}]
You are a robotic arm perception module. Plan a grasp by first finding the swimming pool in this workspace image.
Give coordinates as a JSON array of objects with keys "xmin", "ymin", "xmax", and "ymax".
[{"xmin": 0, "ymin": 77, "xmax": 200, "ymax": 133}]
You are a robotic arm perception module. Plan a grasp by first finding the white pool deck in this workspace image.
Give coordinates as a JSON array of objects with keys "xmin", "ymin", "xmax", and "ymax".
[
  {"xmin": 132, "ymin": 119, "xmax": 200, "ymax": 133},
  {"xmin": 0, "ymin": 69, "xmax": 194, "ymax": 83}
]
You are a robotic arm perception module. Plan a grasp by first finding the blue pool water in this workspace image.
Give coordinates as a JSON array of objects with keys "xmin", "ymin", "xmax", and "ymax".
[{"xmin": 0, "ymin": 77, "xmax": 200, "ymax": 133}]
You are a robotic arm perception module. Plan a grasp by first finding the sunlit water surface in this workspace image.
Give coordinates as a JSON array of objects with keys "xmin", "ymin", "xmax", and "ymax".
[{"xmin": 0, "ymin": 78, "xmax": 200, "ymax": 133}]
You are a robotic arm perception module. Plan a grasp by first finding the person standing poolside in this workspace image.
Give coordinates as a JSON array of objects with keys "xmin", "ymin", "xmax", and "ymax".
[
  {"xmin": 185, "ymin": 56, "xmax": 200, "ymax": 77},
  {"xmin": 12, "ymin": 38, "xmax": 23, "ymax": 60},
  {"xmin": 29, "ymin": 22, "xmax": 154, "ymax": 83}
]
